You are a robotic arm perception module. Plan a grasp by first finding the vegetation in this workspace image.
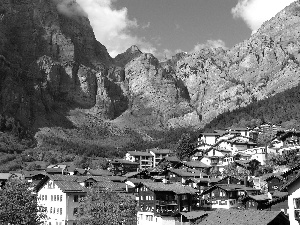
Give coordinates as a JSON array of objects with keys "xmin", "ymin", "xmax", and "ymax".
[
  {"xmin": 203, "ymin": 83, "xmax": 300, "ymax": 132},
  {"xmin": 0, "ymin": 179, "xmax": 47, "ymax": 224},
  {"xmin": 175, "ymin": 133, "xmax": 195, "ymax": 161},
  {"xmin": 76, "ymin": 185, "xmax": 137, "ymax": 225}
]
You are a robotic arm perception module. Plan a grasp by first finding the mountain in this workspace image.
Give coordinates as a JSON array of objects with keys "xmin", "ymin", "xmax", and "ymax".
[
  {"xmin": 174, "ymin": 1, "xmax": 300, "ymax": 128},
  {"xmin": 2, "ymin": 0, "xmax": 300, "ymax": 156}
]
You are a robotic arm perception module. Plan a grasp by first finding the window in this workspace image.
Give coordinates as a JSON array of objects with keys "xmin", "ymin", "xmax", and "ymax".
[
  {"xmin": 57, "ymin": 195, "xmax": 59, "ymax": 201},
  {"xmin": 42, "ymin": 195, "xmax": 44, "ymax": 201},
  {"xmin": 140, "ymin": 196, "xmax": 143, "ymax": 200},
  {"xmin": 74, "ymin": 195, "xmax": 79, "ymax": 202},
  {"xmin": 60, "ymin": 208, "xmax": 62, "ymax": 215},
  {"xmin": 60, "ymin": 195, "xmax": 62, "ymax": 202},
  {"xmin": 294, "ymin": 198, "xmax": 300, "ymax": 220},
  {"xmin": 51, "ymin": 195, "xmax": 53, "ymax": 201},
  {"xmin": 73, "ymin": 208, "xmax": 78, "ymax": 215},
  {"xmin": 50, "ymin": 207, "xmax": 52, "ymax": 214},
  {"xmin": 54, "ymin": 195, "xmax": 56, "ymax": 201},
  {"xmin": 146, "ymin": 215, "xmax": 153, "ymax": 221},
  {"xmin": 140, "ymin": 214, "xmax": 143, "ymax": 220},
  {"xmin": 53, "ymin": 207, "xmax": 55, "ymax": 214},
  {"xmin": 45, "ymin": 195, "xmax": 47, "ymax": 201},
  {"xmin": 182, "ymin": 195, "xmax": 187, "ymax": 200}
]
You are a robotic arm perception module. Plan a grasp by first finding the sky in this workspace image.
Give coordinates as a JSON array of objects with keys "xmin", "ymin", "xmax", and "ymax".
[{"xmin": 70, "ymin": 0, "xmax": 297, "ymax": 59}]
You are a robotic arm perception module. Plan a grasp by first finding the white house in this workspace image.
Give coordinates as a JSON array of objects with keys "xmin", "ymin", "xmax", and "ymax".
[
  {"xmin": 36, "ymin": 175, "xmax": 88, "ymax": 225},
  {"xmin": 280, "ymin": 173, "xmax": 300, "ymax": 225}
]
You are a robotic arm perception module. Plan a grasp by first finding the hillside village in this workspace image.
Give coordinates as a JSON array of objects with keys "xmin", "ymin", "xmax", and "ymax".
[{"xmin": 2, "ymin": 124, "xmax": 300, "ymax": 224}]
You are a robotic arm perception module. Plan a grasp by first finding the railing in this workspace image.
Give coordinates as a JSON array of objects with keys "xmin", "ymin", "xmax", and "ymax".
[{"xmin": 155, "ymin": 200, "xmax": 177, "ymax": 205}]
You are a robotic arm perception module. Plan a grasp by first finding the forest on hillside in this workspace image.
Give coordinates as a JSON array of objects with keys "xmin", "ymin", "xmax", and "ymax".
[{"xmin": 203, "ymin": 83, "xmax": 300, "ymax": 131}]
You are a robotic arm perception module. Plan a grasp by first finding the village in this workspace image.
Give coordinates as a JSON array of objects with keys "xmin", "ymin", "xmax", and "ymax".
[{"xmin": 1, "ymin": 124, "xmax": 300, "ymax": 225}]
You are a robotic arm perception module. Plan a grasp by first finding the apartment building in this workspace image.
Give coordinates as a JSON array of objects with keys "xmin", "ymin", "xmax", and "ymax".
[
  {"xmin": 126, "ymin": 151, "xmax": 153, "ymax": 170},
  {"xmin": 149, "ymin": 148, "xmax": 173, "ymax": 167}
]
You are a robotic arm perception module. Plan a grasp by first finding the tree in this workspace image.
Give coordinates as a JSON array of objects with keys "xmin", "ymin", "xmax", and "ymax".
[
  {"xmin": 222, "ymin": 163, "xmax": 249, "ymax": 178},
  {"xmin": 0, "ymin": 178, "xmax": 46, "ymax": 224},
  {"xmin": 175, "ymin": 133, "xmax": 194, "ymax": 161},
  {"xmin": 268, "ymin": 150, "xmax": 300, "ymax": 168},
  {"xmin": 76, "ymin": 185, "xmax": 137, "ymax": 225}
]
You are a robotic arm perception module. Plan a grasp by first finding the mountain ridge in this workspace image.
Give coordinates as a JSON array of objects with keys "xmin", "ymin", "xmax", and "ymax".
[{"xmin": 1, "ymin": 0, "xmax": 300, "ymax": 154}]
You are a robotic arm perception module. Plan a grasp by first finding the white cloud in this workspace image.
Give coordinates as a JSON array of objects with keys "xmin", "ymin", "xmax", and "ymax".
[
  {"xmin": 232, "ymin": 0, "xmax": 296, "ymax": 32},
  {"xmin": 70, "ymin": 0, "xmax": 157, "ymax": 57},
  {"xmin": 191, "ymin": 40, "xmax": 227, "ymax": 53}
]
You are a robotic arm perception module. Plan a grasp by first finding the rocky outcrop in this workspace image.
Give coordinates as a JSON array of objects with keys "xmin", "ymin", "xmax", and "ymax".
[
  {"xmin": 0, "ymin": 0, "xmax": 118, "ymax": 128},
  {"xmin": 174, "ymin": 1, "xmax": 300, "ymax": 127}
]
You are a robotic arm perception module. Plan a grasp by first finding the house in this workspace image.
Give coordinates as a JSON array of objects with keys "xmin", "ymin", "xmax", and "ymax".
[
  {"xmin": 156, "ymin": 156, "xmax": 181, "ymax": 169},
  {"xmin": 23, "ymin": 171, "xmax": 47, "ymax": 185},
  {"xmin": 217, "ymin": 176, "xmax": 245, "ymax": 185},
  {"xmin": 198, "ymin": 132, "xmax": 221, "ymax": 145},
  {"xmin": 180, "ymin": 161, "xmax": 211, "ymax": 174},
  {"xmin": 36, "ymin": 175, "xmax": 88, "ymax": 225},
  {"xmin": 46, "ymin": 165, "xmax": 68, "ymax": 175},
  {"xmin": 0, "ymin": 173, "xmax": 12, "ymax": 189},
  {"xmin": 237, "ymin": 147, "xmax": 267, "ymax": 165},
  {"xmin": 200, "ymin": 184, "xmax": 260, "ymax": 210},
  {"xmin": 109, "ymin": 159, "xmax": 139, "ymax": 175},
  {"xmin": 136, "ymin": 182, "xmax": 198, "ymax": 225},
  {"xmin": 279, "ymin": 172, "xmax": 300, "ymax": 224},
  {"xmin": 126, "ymin": 151, "xmax": 154, "ymax": 170},
  {"xmin": 265, "ymin": 174, "xmax": 285, "ymax": 194},
  {"xmin": 149, "ymin": 148, "xmax": 173, "ymax": 167},
  {"xmin": 195, "ymin": 209, "xmax": 289, "ymax": 225},
  {"xmin": 227, "ymin": 127, "xmax": 250, "ymax": 137},
  {"xmin": 242, "ymin": 194, "xmax": 270, "ymax": 210},
  {"xmin": 265, "ymin": 191, "xmax": 289, "ymax": 214}
]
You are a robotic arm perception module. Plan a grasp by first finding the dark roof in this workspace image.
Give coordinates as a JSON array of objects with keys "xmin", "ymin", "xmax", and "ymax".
[
  {"xmin": 46, "ymin": 168, "xmax": 64, "ymax": 173},
  {"xmin": 180, "ymin": 211, "xmax": 210, "ymax": 220},
  {"xmin": 88, "ymin": 169, "xmax": 113, "ymax": 176},
  {"xmin": 244, "ymin": 194, "xmax": 270, "ymax": 202},
  {"xmin": 280, "ymin": 171, "xmax": 300, "ymax": 191},
  {"xmin": 162, "ymin": 156, "xmax": 181, "ymax": 163},
  {"xmin": 230, "ymin": 127, "xmax": 249, "ymax": 131},
  {"xmin": 127, "ymin": 178, "xmax": 153, "ymax": 185},
  {"xmin": 150, "ymin": 148, "xmax": 173, "ymax": 154},
  {"xmin": 182, "ymin": 161, "xmax": 211, "ymax": 168},
  {"xmin": 141, "ymin": 182, "xmax": 198, "ymax": 194},
  {"xmin": 108, "ymin": 176, "xmax": 127, "ymax": 182},
  {"xmin": 200, "ymin": 133, "xmax": 220, "ymax": 136},
  {"xmin": 96, "ymin": 180, "xmax": 127, "ymax": 192},
  {"xmin": 196, "ymin": 210, "xmax": 289, "ymax": 225},
  {"xmin": 281, "ymin": 163, "xmax": 300, "ymax": 178},
  {"xmin": 265, "ymin": 191, "xmax": 288, "ymax": 207},
  {"xmin": 127, "ymin": 151, "xmax": 153, "ymax": 157},
  {"xmin": 169, "ymin": 169, "xmax": 207, "ymax": 177},
  {"xmin": 265, "ymin": 174, "xmax": 284, "ymax": 182},
  {"xmin": 201, "ymin": 184, "xmax": 259, "ymax": 195},
  {"xmin": 272, "ymin": 190, "xmax": 288, "ymax": 198},
  {"xmin": 55, "ymin": 180, "xmax": 87, "ymax": 193}
]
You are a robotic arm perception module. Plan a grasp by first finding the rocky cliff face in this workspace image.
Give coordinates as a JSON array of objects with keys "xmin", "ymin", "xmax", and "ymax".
[
  {"xmin": 175, "ymin": 1, "xmax": 300, "ymax": 127},
  {"xmin": 0, "ymin": 0, "xmax": 119, "ymax": 128},
  {"xmin": 2, "ymin": 0, "xmax": 300, "ymax": 136}
]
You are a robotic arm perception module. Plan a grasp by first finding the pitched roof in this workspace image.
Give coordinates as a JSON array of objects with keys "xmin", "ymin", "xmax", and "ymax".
[
  {"xmin": 150, "ymin": 148, "xmax": 173, "ymax": 154},
  {"xmin": 182, "ymin": 161, "xmax": 211, "ymax": 168},
  {"xmin": 201, "ymin": 184, "xmax": 259, "ymax": 195},
  {"xmin": 180, "ymin": 211, "xmax": 210, "ymax": 220},
  {"xmin": 141, "ymin": 182, "xmax": 198, "ymax": 194},
  {"xmin": 110, "ymin": 159, "xmax": 139, "ymax": 165},
  {"xmin": 162, "ymin": 156, "xmax": 181, "ymax": 163},
  {"xmin": 280, "ymin": 171, "xmax": 300, "ymax": 191},
  {"xmin": 127, "ymin": 151, "xmax": 153, "ymax": 157},
  {"xmin": 88, "ymin": 169, "xmax": 113, "ymax": 176},
  {"xmin": 244, "ymin": 194, "xmax": 270, "ymax": 202},
  {"xmin": 124, "ymin": 171, "xmax": 142, "ymax": 178},
  {"xmin": 265, "ymin": 174, "xmax": 284, "ymax": 182},
  {"xmin": 55, "ymin": 180, "xmax": 87, "ymax": 193},
  {"xmin": 196, "ymin": 210, "xmax": 288, "ymax": 225},
  {"xmin": 169, "ymin": 169, "xmax": 204, "ymax": 177}
]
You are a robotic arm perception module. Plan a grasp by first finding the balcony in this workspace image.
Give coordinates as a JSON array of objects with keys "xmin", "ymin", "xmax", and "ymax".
[
  {"xmin": 156, "ymin": 207, "xmax": 179, "ymax": 216},
  {"xmin": 156, "ymin": 200, "xmax": 177, "ymax": 206}
]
